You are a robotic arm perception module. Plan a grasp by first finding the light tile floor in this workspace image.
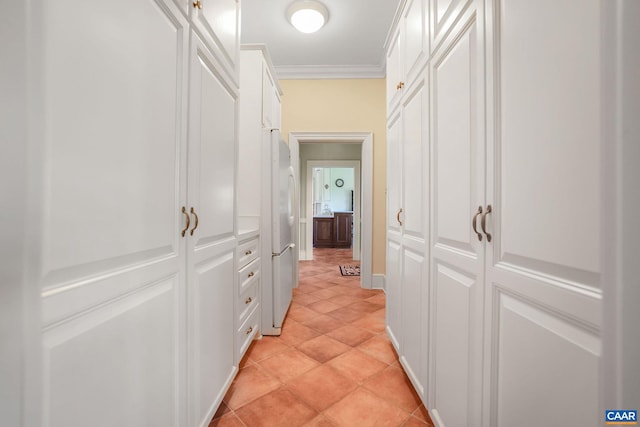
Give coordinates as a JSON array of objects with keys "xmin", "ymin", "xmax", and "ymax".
[{"xmin": 211, "ymin": 248, "xmax": 435, "ymax": 427}]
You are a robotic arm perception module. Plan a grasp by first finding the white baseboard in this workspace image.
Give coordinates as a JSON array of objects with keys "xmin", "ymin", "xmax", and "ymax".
[{"xmin": 372, "ymin": 274, "xmax": 385, "ymax": 291}]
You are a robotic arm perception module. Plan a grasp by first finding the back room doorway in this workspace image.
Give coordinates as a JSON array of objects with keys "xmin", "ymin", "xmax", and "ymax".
[{"xmin": 289, "ymin": 132, "xmax": 373, "ymax": 289}]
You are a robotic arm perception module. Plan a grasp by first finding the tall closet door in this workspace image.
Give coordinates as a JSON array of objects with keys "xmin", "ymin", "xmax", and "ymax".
[
  {"xmin": 428, "ymin": 2, "xmax": 485, "ymax": 426},
  {"xmin": 399, "ymin": 75, "xmax": 430, "ymax": 397},
  {"xmin": 187, "ymin": 32, "xmax": 238, "ymax": 427},
  {"xmin": 483, "ymin": 1, "xmax": 602, "ymax": 425},
  {"xmin": 35, "ymin": 0, "xmax": 189, "ymax": 425},
  {"xmin": 386, "ymin": 111, "xmax": 403, "ymax": 350}
]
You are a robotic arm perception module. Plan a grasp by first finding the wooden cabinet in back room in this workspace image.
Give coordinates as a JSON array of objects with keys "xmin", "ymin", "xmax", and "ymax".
[
  {"xmin": 333, "ymin": 212, "xmax": 353, "ymax": 248},
  {"xmin": 313, "ymin": 213, "xmax": 353, "ymax": 248}
]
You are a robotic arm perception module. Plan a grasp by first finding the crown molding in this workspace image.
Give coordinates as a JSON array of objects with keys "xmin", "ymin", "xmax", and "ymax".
[{"xmin": 274, "ymin": 63, "xmax": 386, "ymax": 80}]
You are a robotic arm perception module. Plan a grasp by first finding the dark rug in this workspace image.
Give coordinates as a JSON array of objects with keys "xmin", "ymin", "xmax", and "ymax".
[{"xmin": 339, "ymin": 265, "xmax": 360, "ymax": 276}]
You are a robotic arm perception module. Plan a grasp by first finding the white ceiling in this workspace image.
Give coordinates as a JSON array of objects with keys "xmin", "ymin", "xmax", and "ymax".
[{"xmin": 241, "ymin": 0, "xmax": 403, "ymax": 79}]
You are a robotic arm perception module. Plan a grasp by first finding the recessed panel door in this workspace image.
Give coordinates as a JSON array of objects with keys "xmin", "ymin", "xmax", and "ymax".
[
  {"xmin": 187, "ymin": 31, "xmax": 237, "ymax": 427},
  {"xmin": 37, "ymin": 0, "xmax": 189, "ymax": 425},
  {"xmin": 484, "ymin": 1, "xmax": 602, "ymax": 425},
  {"xmin": 429, "ymin": 3, "xmax": 485, "ymax": 426}
]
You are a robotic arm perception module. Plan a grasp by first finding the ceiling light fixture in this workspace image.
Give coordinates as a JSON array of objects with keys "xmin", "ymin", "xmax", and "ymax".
[{"xmin": 287, "ymin": 0, "xmax": 329, "ymax": 34}]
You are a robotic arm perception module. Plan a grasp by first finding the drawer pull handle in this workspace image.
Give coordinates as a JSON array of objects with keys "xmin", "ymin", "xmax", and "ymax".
[
  {"xmin": 248, "ymin": 272, "xmax": 255, "ymax": 278},
  {"xmin": 472, "ymin": 205, "xmax": 483, "ymax": 242},
  {"xmin": 246, "ymin": 326, "xmax": 253, "ymax": 335},
  {"xmin": 245, "ymin": 250, "xmax": 252, "ymax": 256},
  {"xmin": 245, "ymin": 297, "xmax": 252, "ymax": 305},
  {"xmin": 481, "ymin": 205, "xmax": 492, "ymax": 242},
  {"xmin": 189, "ymin": 207, "xmax": 199, "ymax": 236},
  {"xmin": 181, "ymin": 206, "xmax": 190, "ymax": 237}
]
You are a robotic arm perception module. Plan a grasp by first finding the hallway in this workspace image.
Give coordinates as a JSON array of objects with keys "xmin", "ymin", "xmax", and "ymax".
[{"xmin": 211, "ymin": 248, "xmax": 434, "ymax": 426}]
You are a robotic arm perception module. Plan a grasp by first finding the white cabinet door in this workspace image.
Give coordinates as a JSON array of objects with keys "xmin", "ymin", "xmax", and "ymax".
[
  {"xmin": 386, "ymin": 71, "xmax": 430, "ymax": 399},
  {"xmin": 402, "ymin": 0, "xmax": 427, "ymax": 84},
  {"xmin": 430, "ymin": 0, "xmax": 468, "ymax": 52},
  {"xmin": 386, "ymin": 111, "xmax": 403, "ymax": 351},
  {"xmin": 428, "ymin": 3, "xmax": 485, "ymax": 426},
  {"xmin": 399, "ymin": 75, "xmax": 429, "ymax": 398},
  {"xmin": 483, "ymin": 1, "xmax": 601, "ymax": 425},
  {"xmin": 191, "ymin": 0, "xmax": 240, "ymax": 84},
  {"xmin": 36, "ymin": 0, "xmax": 189, "ymax": 425},
  {"xmin": 386, "ymin": 28, "xmax": 403, "ymax": 113},
  {"xmin": 187, "ymin": 31, "xmax": 237, "ymax": 427}
]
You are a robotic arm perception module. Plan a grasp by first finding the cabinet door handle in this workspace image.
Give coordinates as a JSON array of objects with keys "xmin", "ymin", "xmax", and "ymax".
[
  {"xmin": 245, "ymin": 297, "xmax": 252, "ymax": 305},
  {"xmin": 189, "ymin": 207, "xmax": 199, "ymax": 236},
  {"xmin": 481, "ymin": 205, "xmax": 492, "ymax": 242},
  {"xmin": 472, "ymin": 205, "xmax": 483, "ymax": 241},
  {"xmin": 181, "ymin": 206, "xmax": 190, "ymax": 237},
  {"xmin": 246, "ymin": 326, "xmax": 253, "ymax": 335},
  {"xmin": 245, "ymin": 250, "xmax": 252, "ymax": 256},
  {"xmin": 192, "ymin": 0, "xmax": 202, "ymax": 9},
  {"xmin": 397, "ymin": 208, "xmax": 403, "ymax": 226},
  {"xmin": 248, "ymin": 271, "xmax": 255, "ymax": 278}
]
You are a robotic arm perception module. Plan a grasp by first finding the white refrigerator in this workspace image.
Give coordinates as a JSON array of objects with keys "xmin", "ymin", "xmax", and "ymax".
[{"xmin": 261, "ymin": 129, "xmax": 296, "ymax": 335}]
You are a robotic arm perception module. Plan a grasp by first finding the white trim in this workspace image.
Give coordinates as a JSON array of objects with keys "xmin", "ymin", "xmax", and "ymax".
[
  {"xmin": 289, "ymin": 132, "xmax": 374, "ymax": 289},
  {"xmin": 289, "ymin": 131, "xmax": 300, "ymax": 288},
  {"xmin": 306, "ymin": 160, "xmax": 361, "ymax": 263},
  {"xmin": 601, "ymin": 0, "xmax": 640, "ymax": 413},
  {"xmin": 383, "ymin": 0, "xmax": 408, "ymax": 51},
  {"xmin": 275, "ymin": 64, "xmax": 385, "ymax": 80},
  {"xmin": 372, "ymin": 274, "xmax": 386, "ymax": 291}
]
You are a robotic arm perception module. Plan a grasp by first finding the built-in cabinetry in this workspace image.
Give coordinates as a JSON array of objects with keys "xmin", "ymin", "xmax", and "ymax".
[
  {"xmin": 27, "ymin": 1, "xmax": 240, "ymax": 426},
  {"xmin": 236, "ymin": 233, "xmax": 260, "ymax": 362},
  {"xmin": 386, "ymin": 0, "xmax": 603, "ymax": 426},
  {"xmin": 313, "ymin": 217, "xmax": 334, "ymax": 247},
  {"xmin": 237, "ymin": 44, "xmax": 283, "ymax": 337},
  {"xmin": 385, "ymin": 0, "xmax": 430, "ymax": 404},
  {"xmin": 333, "ymin": 212, "xmax": 353, "ymax": 247},
  {"xmin": 237, "ymin": 44, "xmax": 282, "ymax": 219},
  {"xmin": 313, "ymin": 213, "xmax": 353, "ymax": 248}
]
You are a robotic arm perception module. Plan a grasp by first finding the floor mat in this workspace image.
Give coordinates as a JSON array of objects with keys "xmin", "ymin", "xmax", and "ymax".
[{"xmin": 339, "ymin": 265, "xmax": 360, "ymax": 276}]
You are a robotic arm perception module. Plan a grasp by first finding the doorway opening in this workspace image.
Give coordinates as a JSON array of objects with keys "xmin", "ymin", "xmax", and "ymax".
[
  {"xmin": 307, "ymin": 161, "xmax": 361, "ymax": 260},
  {"xmin": 289, "ymin": 132, "xmax": 373, "ymax": 289}
]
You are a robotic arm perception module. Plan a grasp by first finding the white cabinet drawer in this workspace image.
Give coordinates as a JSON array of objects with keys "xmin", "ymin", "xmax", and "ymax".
[
  {"xmin": 238, "ymin": 257, "xmax": 260, "ymax": 295},
  {"xmin": 237, "ymin": 305, "xmax": 259, "ymax": 359},
  {"xmin": 238, "ymin": 280, "xmax": 259, "ymax": 324},
  {"xmin": 237, "ymin": 238, "xmax": 259, "ymax": 268}
]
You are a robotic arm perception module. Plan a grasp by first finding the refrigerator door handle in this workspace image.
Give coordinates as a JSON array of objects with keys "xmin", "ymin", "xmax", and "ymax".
[{"xmin": 272, "ymin": 243, "xmax": 295, "ymax": 258}]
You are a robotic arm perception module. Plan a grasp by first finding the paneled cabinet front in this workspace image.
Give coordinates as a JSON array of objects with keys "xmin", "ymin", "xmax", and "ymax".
[
  {"xmin": 236, "ymin": 235, "xmax": 260, "ymax": 363},
  {"xmin": 31, "ymin": 1, "xmax": 239, "ymax": 426},
  {"xmin": 386, "ymin": 0, "xmax": 604, "ymax": 426},
  {"xmin": 386, "ymin": 0, "xmax": 428, "ymax": 115},
  {"xmin": 187, "ymin": 31, "xmax": 238, "ymax": 427},
  {"xmin": 385, "ymin": 70, "xmax": 430, "ymax": 401},
  {"xmin": 333, "ymin": 213, "xmax": 353, "ymax": 248},
  {"xmin": 313, "ymin": 217, "xmax": 334, "ymax": 248},
  {"xmin": 238, "ymin": 45, "xmax": 282, "ymax": 219},
  {"xmin": 190, "ymin": 0, "xmax": 240, "ymax": 84}
]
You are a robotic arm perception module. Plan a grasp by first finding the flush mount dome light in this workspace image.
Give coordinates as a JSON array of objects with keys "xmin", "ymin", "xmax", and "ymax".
[{"xmin": 287, "ymin": 0, "xmax": 329, "ymax": 34}]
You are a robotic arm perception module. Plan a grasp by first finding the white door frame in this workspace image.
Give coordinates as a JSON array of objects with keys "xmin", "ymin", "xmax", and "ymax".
[
  {"xmin": 601, "ymin": 0, "xmax": 640, "ymax": 414},
  {"xmin": 306, "ymin": 160, "xmax": 361, "ymax": 261},
  {"xmin": 289, "ymin": 132, "xmax": 373, "ymax": 289}
]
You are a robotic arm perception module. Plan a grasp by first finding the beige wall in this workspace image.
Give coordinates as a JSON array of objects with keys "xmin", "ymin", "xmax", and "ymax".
[{"xmin": 280, "ymin": 79, "xmax": 387, "ymax": 274}]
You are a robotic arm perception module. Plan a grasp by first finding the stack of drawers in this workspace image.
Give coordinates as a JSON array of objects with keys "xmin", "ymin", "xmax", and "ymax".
[{"xmin": 236, "ymin": 235, "xmax": 260, "ymax": 362}]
